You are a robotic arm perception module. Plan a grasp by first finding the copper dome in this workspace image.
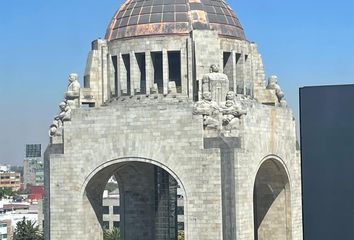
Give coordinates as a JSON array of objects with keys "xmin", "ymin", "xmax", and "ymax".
[{"xmin": 106, "ymin": 0, "xmax": 246, "ymax": 41}]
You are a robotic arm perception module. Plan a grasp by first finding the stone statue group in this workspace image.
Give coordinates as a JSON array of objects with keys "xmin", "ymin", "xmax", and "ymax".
[
  {"xmin": 193, "ymin": 90, "xmax": 247, "ymax": 131},
  {"xmin": 193, "ymin": 65, "xmax": 247, "ymax": 131},
  {"xmin": 49, "ymin": 73, "xmax": 80, "ymax": 137},
  {"xmin": 193, "ymin": 64, "xmax": 287, "ymax": 131},
  {"xmin": 48, "ymin": 65, "xmax": 286, "ymax": 136}
]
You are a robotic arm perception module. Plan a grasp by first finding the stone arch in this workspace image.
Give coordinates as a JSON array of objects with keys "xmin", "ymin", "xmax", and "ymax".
[
  {"xmin": 253, "ymin": 156, "xmax": 292, "ymax": 240},
  {"xmin": 81, "ymin": 157, "xmax": 187, "ymax": 240}
]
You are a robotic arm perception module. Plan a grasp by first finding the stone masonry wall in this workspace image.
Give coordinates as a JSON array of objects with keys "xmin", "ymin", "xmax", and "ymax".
[
  {"xmin": 47, "ymin": 99, "xmax": 223, "ymax": 240},
  {"xmin": 235, "ymin": 100, "xmax": 303, "ymax": 240},
  {"xmin": 46, "ymin": 96, "xmax": 302, "ymax": 240}
]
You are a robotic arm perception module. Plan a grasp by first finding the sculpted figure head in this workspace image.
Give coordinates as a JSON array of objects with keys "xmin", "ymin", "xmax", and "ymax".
[
  {"xmin": 210, "ymin": 64, "xmax": 219, "ymax": 73},
  {"xmin": 59, "ymin": 101, "xmax": 67, "ymax": 111},
  {"xmin": 226, "ymin": 91, "xmax": 235, "ymax": 101},
  {"xmin": 68, "ymin": 73, "xmax": 78, "ymax": 83},
  {"xmin": 268, "ymin": 75, "xmax": 278, "ymax": 85},
  {"xmin": 202, "ymin": 92, "xmax": 212, "ymax": 101}
]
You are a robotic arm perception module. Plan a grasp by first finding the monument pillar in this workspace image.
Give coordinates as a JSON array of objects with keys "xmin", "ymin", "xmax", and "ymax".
[{"xmin": 204, "ymin": 136, "xmax": 241, "ymax": 240}]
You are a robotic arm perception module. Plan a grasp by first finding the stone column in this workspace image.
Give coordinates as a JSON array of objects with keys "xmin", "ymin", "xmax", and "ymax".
[
  {"xmin": 232, "ymin": 50, "xmax": 237, "ymax": 92},
  {"xmin": 244, "ymin": 53, "xmax": 250, "ymax": 95},
  {"xmin": 163, "ymin": 49, "xmax": 169, "ymax": 95},
  {"xmin": 145, "ymin": 51, "xmax": 152, "ymax": 95},
  {"xmin": 130, "ymin": 51, "xmax": 140, "ymax": 96},
  {"xmin": 219, "ymin": 50, "xmax": 224, "ymax": 74},
  {"xmin": 101, "ymin": 44, "xmax": 109, "ymax": 103},
  {"xmin": 204, "ymin": 137, "xmax": 241, "ymax": 240},
  {"xmin": 187, "ymin": 38, "xmax": 194, "ymax": 99},
  {"xmin": 107, "ymin": 54, "xmax": 116, "ymax": 98},
  {"xmin": 181, "ymin": 47, "xmax": 188, "ymax": 95},
  {"xmin": 236, "ymin": 52, "xmax": 245, "ymax": 95},
  {"xmin": 119, "ymin": 53, "xmax": 128, "ymax": 95},
  {"xmin": 249, "ymin": 53, "xmax": 255, "ymax": 97}
]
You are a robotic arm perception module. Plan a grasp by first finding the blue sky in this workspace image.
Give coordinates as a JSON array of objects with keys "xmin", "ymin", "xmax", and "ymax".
[{"xmin": 0, "ymin": 0, "xmax": 353, "ymax": 165}]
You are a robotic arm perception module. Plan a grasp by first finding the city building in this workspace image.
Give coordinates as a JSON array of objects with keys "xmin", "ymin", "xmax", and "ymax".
[
  {"xmin": 0, "ymin": 220, "xmax": 11, "ymax": 240},
  {"xmin": 300, "ymin": 85, "xmax": 354, "ymax": 240},
  {"xmin": 0, "ymin": 198, "xmax": 40, "ymax": 240},
  {"xmin": 28, "ymin": 186, "xmax": 44, "ymax": 202},
  {"xmin": 23, "ymin": 144, "xmax": 43, "ymax": 188},
  {"xmin": 0, "ymin": 165, "xmax": 9, "ymax": 173},
  {"xmin": 102, "ymin": 190, "xmax": 120, "ymax": 230},
  {"xmin": 0, "ymin": 172, "xmax": 21, "ymax": 191},
  {"xmin": 101, "ymin": 186, "xmax": 184, "ymax": 232},
  {"xmin": 45, "ymin": 0, "xmax": 303, "ymax": 239}
]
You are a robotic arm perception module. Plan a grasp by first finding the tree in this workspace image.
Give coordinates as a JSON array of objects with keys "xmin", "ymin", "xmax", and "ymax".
[
  {"xmin": 103, "ymin": 227, "xmax": 121, "ymax": 240},
  {"xmin": 13, "ymin": 217, "xmax": 43, "ymax": 240},
  {"xmin": 0, "ymin": 187, "xmax": 15, "ymax": 199},
  {"xmin": 178, "ymin": 230, "xmax": 184, "ymax": 240}
]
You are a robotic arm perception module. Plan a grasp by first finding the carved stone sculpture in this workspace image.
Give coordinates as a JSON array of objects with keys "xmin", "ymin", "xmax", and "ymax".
[
  {"xmin": 151, "ymin": 83, "xmax": 159, "ymax": 94},
  {"xmin": 168, "ymin": 81, "xmax": 177, "ymax": 94},
  {"xmin": 220, "ymin": 91, "xmax": 247, "ymax": 130},
  {"xmin": 266, "ymin": 75, "xmax": 287, "ymax": 107},
  {"xmin": 193, "ymin": 92, "xmax": 220, "ymax": 130},
  {"xmin": 49, "ymin": 101, "xmax": 71, "ymax": 137},
  {"xmin": 202, "ymin": 64, "xmax": 229, "ymax": 104},
  {"xmin": 65, "ymin": 73, "xmax": 81, "ymax": 109}
]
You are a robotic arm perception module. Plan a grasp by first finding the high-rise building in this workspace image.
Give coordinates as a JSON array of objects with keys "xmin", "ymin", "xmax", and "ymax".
[
  {"xmin": 23, "ymin": 144, "xmax": 43, "ymax": 188},
  {"xmin": 25, "ymin": 144, "xmax": 41, "ymax": 158},
  {"xmin": 300, "ymin": 85, "xmax": 354, "ymax": 240}
]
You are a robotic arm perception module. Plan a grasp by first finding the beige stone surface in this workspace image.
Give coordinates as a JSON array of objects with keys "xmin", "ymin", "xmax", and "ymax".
[{"xmin": 44, "ymin": 9, "xmax": 302, "ymax": 240}]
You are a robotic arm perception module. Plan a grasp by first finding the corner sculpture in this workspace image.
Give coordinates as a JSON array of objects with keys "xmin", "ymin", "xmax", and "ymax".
[
  {"xmin": 65, "ymin": 73, "xmax": 81, "ymax": 109},
  {"xmin": 266, "ymin": 75, "xmax": 287, "ymax": 107},
  {"xmin": 49, "ymin": 73, "xmax": 80, "ymax": 137},
  {"xmin": 49, "ymin": 101, "xmax": 71, "ymax": 137}
]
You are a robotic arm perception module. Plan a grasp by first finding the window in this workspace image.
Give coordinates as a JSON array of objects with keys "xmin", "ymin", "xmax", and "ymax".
[
  {"xmin": 122, "ymin": 54, "xmax": 131, "ymax": 95},
  {"xmin": 151, "ymin": 52, "xmax": 163, "ymax": 93},
  {"xmin": 177, "ymin": 206, "xmax": 184, "ymax": 215},
  {"xmin": 113, "ymin": 206, "xmax": 120, "ymax": 215},
  {"xmin": 168, "ymin": 51, "xmax": 181, "ymax": 93},
  {"xmin": 223, "ymin": 52, "xmax": 233, "ymax": 91},
  {"xmin": 113, "ymin": 221, "xmax": 120, "ymax": 228},
  {"xmin": 111, "ymin": 55, "xmax": 118, "ymax": 96},
  {"xmin": 102, "ymin": 221, "xmax": 109, "ymax": 230},
  {"xmin": 236, "ymin": 53, "xmax": 243, "ymax": 94},
  {"xmin": 0, "ymin": 233, "xmax": 8, "ymax": 240},
  {"xmin": 102, "ymin": 206, "xmax": 109, "ymax": 215},
  {"xmin": 178, "ymin": 222, "xmax": 184, "ymax": 231},
  {"xmin": 135, "ymin": 53, "xmax": 146, "ymax": 94}
]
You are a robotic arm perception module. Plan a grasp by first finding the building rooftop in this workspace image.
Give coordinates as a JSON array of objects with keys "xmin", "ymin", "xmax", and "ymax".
[{"xmin": 106, "ymin": 0, "xmax": 246, "ymax": 40}]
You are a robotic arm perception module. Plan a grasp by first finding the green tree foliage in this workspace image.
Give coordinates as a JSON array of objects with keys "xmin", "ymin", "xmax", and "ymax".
[
  {"xmin": 103, "ymin": 227, "xmax": 121, "ymax": 240},
  {"xmin": 0, "ymin": 187, "xmax": 15, "ymax": 199},
  {"xmin": 13, "ymin": 217, "xmax": 43, "ymax": 240},
  {"xmin": 178, "ymin": 230, "xmax": 184, "ymax": 240}
]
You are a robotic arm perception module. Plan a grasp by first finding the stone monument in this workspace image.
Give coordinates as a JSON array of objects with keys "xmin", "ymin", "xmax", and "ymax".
[
  {"xmin": 44, "ymin": 1, "xmax": 303, "ymax": 240},
  {"xmin": 201, "ymin": 64, "xmax": 230, "ymax": 104},
  {"xmin": 64, "ymin": 73, "xmax": 80, "ymax": 109},
  {"xmin": 49, "ymin": 101, "xmax": 71, "ymax": 137},
  {"xmin": 266, "ymin": 75, "xmax": 287, "ymax": 107}
]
